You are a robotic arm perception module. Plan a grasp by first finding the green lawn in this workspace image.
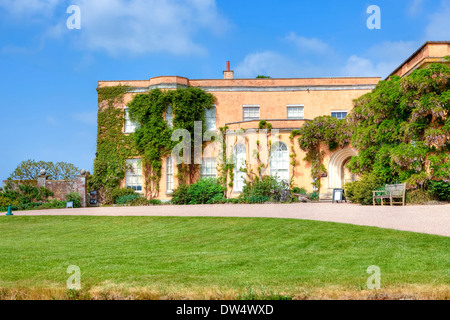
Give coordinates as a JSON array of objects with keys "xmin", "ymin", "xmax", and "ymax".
[{"xmin": 0, "ymin": 216, "xmax": 449, "ymax": 299}]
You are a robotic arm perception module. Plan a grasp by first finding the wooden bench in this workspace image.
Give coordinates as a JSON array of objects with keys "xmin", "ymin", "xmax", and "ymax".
[{"xmin": 373, "ymin": 183, "xmax": 406, "ymax": 206}]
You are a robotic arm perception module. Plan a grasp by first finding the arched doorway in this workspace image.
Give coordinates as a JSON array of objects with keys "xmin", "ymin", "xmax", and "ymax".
[{"xmin": 328, "ymin": 148, "xmax": 358, "ymax": 189}]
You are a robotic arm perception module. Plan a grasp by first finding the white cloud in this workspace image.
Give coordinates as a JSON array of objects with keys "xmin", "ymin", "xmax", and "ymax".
[
  {"xmin": 236, "ymin": 40, "xmax": 420, "ymax": 79},
  {"xmin": 341, "ymin": 55, "xmax": 379, "ymax": 77},
  {"xmin": 284, "ymin": 32, "xmax": 331, "ymax": 55},
  {"xmin": 73, "ymin": 0, "xmax": 229, "ymax": 56},
  {"xmin": 425, "ymin": 0, "xmax": 450, "ymax": 40},
  {"xmin": 235, "ymin": 33, "xmax": 343, "ymax": 78},
  {"xmin": 365, "ymin": 41, "xmax": 418, "ymax": 61},
  {"xmin": 0, "ymin": 0, "xmax": 59, "ymax": 17},
  {"xmin": 234, "ymin": 51, "xmax": 301, "ymax": 78},
  {"xmin": 341, "ymin": 41, "xmax": 420, "ymax": 78},
  {"xmin": 0, "ymin": 0, "xmax": 229, "ymax": 57}
]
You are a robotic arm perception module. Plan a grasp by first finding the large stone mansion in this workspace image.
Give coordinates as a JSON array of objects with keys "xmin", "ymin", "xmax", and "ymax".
[{"xmin": 97, "ymin": 41, "xmax": 450, "ymax": 200}]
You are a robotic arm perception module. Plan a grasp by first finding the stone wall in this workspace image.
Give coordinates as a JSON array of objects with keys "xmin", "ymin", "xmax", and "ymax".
[{"xmin": 4, "ymin": 171, "xmax": 88, "ymax": 207}]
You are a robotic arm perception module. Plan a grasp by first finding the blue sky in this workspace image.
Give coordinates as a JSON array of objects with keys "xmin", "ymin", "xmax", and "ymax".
[{"xmin": 0, "ymin": 0, "xmax": 449, "ymax": 184}]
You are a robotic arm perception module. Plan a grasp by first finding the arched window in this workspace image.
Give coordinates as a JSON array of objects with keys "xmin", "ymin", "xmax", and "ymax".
[
  {"xmin": 270, "ymin": 142, "xmax": 289, "ymax": 183},
  {"xmin": 234, "ymin": 143, "xmax": 247, "ymax": 192}
]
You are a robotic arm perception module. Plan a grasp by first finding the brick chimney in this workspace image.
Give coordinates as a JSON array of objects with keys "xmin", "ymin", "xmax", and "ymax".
[{"xmin": 223, "ymin": 61, "xmax": 234, "ymax": 80}]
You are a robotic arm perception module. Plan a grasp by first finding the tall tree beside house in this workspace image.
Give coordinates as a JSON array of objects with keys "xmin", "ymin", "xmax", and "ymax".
[
  {"xmin": 9, "ymin": 159, "xmax": 80, "ymax": 181},
  {"xmin": 292, "ymin": 63, "xmax": 449, "ymax": 197},
  {"xmin": 346, "ymin": 63, "xmax": 450, "ymax": 189}
]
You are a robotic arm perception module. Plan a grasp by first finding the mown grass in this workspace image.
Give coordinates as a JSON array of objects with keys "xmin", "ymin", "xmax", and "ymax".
[{"xmin": 0, "ymin": 216, "xmax": 448, "ymax": 299}]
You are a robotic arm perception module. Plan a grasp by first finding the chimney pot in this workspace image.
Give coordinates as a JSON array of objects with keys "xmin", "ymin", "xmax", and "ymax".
[{"xmin": 223, "ymin": 61, "xmax": 234, "ymax": 79}]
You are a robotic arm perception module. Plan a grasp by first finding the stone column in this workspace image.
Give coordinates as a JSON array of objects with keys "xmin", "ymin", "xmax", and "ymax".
[
  {"xmin": 37, "ymin": 169, "xmax": 48, "ymax": 188},
  {"xmin": 77, "ymin": 170, "xmax": 88, "ymax": 208}
]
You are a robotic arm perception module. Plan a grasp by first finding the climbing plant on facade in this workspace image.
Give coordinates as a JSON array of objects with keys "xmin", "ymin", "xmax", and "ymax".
[
  {"xmin": 346, "ymin": 63, "xmax": 450, "ymax": 189},
  {"xmin": 127, "ymin": 89, "xmax": 174, "ymax": 197},
  {"xmin": 168, "ymin": 87, "xmax": 216, "ymax": 185},
  {"xmin": 291, "ymin": 116, "xmax": 350, "ymax": 191},
  {"xmin": 128, "ymin": 87, "xmax": 216, "ymax": 197},
  {"xmin": 217, "ymin": 126, "xmax": 235, "ymax": 195},
  {"xmin": 92, "ymin": 85, "xmax": 137, "ymax": 203}
]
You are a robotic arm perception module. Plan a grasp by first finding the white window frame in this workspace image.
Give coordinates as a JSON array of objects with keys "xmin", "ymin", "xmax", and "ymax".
[
  {"xmin": 201, "ymin": 157, "xmax": 217, "ymax": 179},
  {"xmin": 205, "ymin": 105, "xmax": 217, "ymax": 131},
  {"xmin": 166, "ymin": 157, "xmax": 173, "ymax": 194},
  {"xmin": 270, "ymin": 142, "xmax": 289, "ymax": 184},
  {"xmin": 233, "ymin": 143, "xmax": 247, "ymax": 193},
  {"xmin": 124, "ymin": 108, "xmax": 139, "ymax": 133},
  {"xmin": 166, "ymin": 105, "xmax": 173, "ymax": 128},
  {"xmin": 126, "ymin": 159, "xmax": 143, "ymax": 193},
  {"xmin": 243, "ymin": 105, "xmax": 260, "ymax": 121},
  {"xmin": 331, "ymin": 110, "xmax": 348, "ymax": 120},
  {"xmin": 287, "ymin": 105, "xmax": 304, "ymax": 120}
]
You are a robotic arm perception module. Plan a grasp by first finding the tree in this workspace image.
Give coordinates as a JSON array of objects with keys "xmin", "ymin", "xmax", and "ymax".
[
  {"xmin": 292, "ymin": 63, "xmax": 449, "ymax": 194},
  {"xmin": 9, "ymin": 160, "xmax": 80, "ymax": 181},
  {"xmin": 346, "ymin": 63, "xmax": 450, "ymax": 188},
  {"xmin": 256, "ymin": 75, "xmax": 272, "ymax": 79}
]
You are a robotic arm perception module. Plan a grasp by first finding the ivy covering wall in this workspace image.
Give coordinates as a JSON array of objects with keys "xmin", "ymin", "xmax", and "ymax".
[
  {"xmin": 91, "ymin": 85, "xmax": 137, "ymax": 203},
  {"xmin": 128, "ymin": 87, "xmax": 215, "ymax": 198},
  {"xmin": 290, "ymin": 116, "xmax": 350, "ymax": 191},
  {"xmin": 292, "ymin": 63, "xmax": 450, "ymax": 193},
  {"xmin": 347, "ymin": 63, "xmax": 450, "ymax": 188},
  {"xmin": 93, "ymin": 86, "xmax": 216, "ymax": 202}
]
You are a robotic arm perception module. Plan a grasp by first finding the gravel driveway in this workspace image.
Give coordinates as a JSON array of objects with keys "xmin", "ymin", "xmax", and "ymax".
[{"xmin": 5, "ymin": 203, "xmax": 450, "ymax": 237}]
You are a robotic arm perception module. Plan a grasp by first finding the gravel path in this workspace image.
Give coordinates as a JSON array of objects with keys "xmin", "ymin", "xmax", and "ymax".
[{"xmin": 5, "ymin": 203, "xmax": 450, "ymax": 237}]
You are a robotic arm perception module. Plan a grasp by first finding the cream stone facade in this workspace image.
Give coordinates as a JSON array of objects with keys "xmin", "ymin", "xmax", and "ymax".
[{"xmin": 97, "ymin": 41, "xmax": 450, "ymax": 201}]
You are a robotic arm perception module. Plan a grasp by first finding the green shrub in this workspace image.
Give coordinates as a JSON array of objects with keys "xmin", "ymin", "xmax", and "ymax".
[
  {"xmin": 125, "ymin": 197, "xmax": 162, "ymax": 206},
  {"xmin": 239, "ymin": 176, "xmax": 283, "ymax": 203},
  {"xmin": 171, "ymin": 184, "xmax": 191, "ymax": 205},
  {"xmin": 291, "ymin": 187, "xmax": 307, "ymax": 195},
  {"xmin": 1, "ymin": 185, "xmax": 53, "ymax": 207},
  {"xmin": 18, "ymin": 185, "xmax": 54, "ymax": 203},
  {"xmin": 50, "ymin": 199, "xmax": 67, "ymax": 209},
  {"xmin": 344, "ymin": 173, "xmax": 385, "ymax": 205},
  {"xmin": 0, "ymin": 196, "xmax": 19, "ymax": 207},
  {"xmin": 65, "ymin": 192, "xmax": 82, "ymax": 208},
  {"xmin": 149, "ymin": 199, "xmax": 162, "ymax": 205},
  {"xmin": 187, "ymin": 178, "xmax": 226, "ymax": 205},
  {"xmin": 428, "ymin": 181, "xmax": 450, "ymax": 201},
  {"xmin": 116, "ymin": 194, "xmax": 141, "ymax": 205},
  {"xmin": 1, "ymin": 190, "xmax": 20, "ymax": 202},
  {"xmin": 171, "ymin": 178, "xmax": 226, "ymax": 205},
  {"xmin": 406, "ymin": 189, "xmax": 434, "ymax": 205},
  {"xmin": 127, "ymin": 197, "xmax": 148, "ymax": 206},
  {"xmin": 38, "ymin": 199, "xmax": 67, "ymax": 209},
  {"xmin": 111, "ymin": 188, "xmax": 136, "ymax": 204},
  {"xmin": 1, "ymin": 202, "xmax": 45, "ymax": 212},
  {"xmin": 308, "ymin": 192, "xmax": 319, "ymax": 201},
  {"xmin": 248, "ymin": 195, "xmax": 270, "ymax": 204}
]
